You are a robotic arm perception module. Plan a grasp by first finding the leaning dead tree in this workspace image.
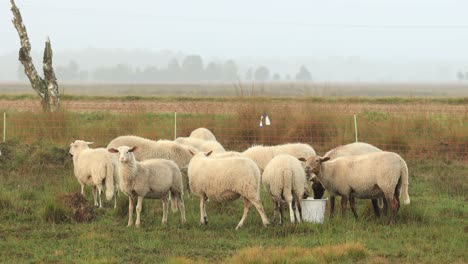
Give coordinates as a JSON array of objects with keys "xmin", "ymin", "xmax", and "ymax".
[{"xmin": 11, "ymin": 0, "xmax": 60, "ymax": 112}]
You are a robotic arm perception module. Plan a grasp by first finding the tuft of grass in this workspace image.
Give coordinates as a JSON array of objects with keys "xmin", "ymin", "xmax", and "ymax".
[
  {"xmin": 226, "ymin": 243, "xmax": 368, "ymax": 264},
  {"xmin": 40, "ymin": 200, "xmax": 69, "ymax": 224}
]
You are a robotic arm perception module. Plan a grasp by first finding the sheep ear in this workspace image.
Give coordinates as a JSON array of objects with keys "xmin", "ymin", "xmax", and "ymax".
[
  {"xmin": 298, "ymin": 157, "xmax": 306, "ymax": 162},
  {"xmin": 129, "ymin": 146, "xmax": 137, "ymax": 152},
  {"xmin": 189, "ymin": 149, "xmax": 195, "ymax": 156},
  {"xmin": 320, "ymin": 157, "xmax": 331, "ymax": 163},
  {"xmin": 205, "ymin": 150, "xmax": 213, "ymax": 157},
  {"xmin": 108, "ymin": 148, "xmax": 119, "ymax": 153}
]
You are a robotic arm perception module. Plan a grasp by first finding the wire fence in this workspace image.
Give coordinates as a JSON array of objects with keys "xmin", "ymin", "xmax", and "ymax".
[{"xmin": 0, "ymin": 101, "xmax": 467, "ymax": 161}]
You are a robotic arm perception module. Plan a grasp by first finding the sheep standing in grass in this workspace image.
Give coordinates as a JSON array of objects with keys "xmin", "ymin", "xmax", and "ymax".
[
  {"xmin": 108, "ymin": 146, "xmax": 186, "ymax": 227},
  {"xmin": 321, "ymin": 142, "xmax": 385, "ymax": 218},
  {"xmin": 262, "ymin": 154, "xmax": 307, "ymax": 224},
  {"xmin": 242, "ymin": 143, "xmax": 316, "ymax": 173},
  {"xmin": 189, "ymin": 127, "xmax": 217, "ymax": 141},
  {"xmin": 107, "ymin": 135, "xmax": 196, "ymax": 194},
  {"xmin": 188, "ymin": 151, "xmax": 269, "ymax": 230},
  {"xmin": 175, "ymin": 137, "xmax": 225, "ymax": 154},
  {"xmin": 302, "ymin": 152, "xmax": 410, "ymax": 226},
  {"xmin": 69, "ymin": 140, "xmax": 117, "ymax": 208}
]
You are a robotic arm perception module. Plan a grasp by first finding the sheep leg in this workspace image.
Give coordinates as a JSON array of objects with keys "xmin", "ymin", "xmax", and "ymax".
[
  {"xmin": 288, "ymin": 200, "xmax": 295, "ymax": 224},
  {"xmin": 135, "ymin": 196, "xmax": 143, "ymax": 228},
  {"xmin": 161, "ymin": 195, "xmax": 168, "ymax": 225},
  {"xmin": 349, "ymin": 196, "xmax": 358, "ymax": 219},
  {"xmin": 383, "ymin": 199, "xmax": 389, "ymax": 217},
  {"xmin": 389, "ymin": 193, "xmax": 400, "ymax": 226},
  {"xmin": 278, "ymin": 201, "xmax": 284, "ymax": 225},
  {"xmin": 236, "ymin": 198, "xmax": 251, "ymax": 230},
  {"xmin": 128, "ymin": 196, "xmax": 134, "ymax": 227},
  {"xmin": 250, "ymin": 199, "xmax": 270, "ymax": 228},
  {"xmin": 329, "ymin": 196, "xmax": 335, "ymax": 218},
  {"xmin": 199, "ymin": 195, "xmax": 207, "ymax": 225},
  {"xmin": 341, "ymin": 196, "xmax": 348, "ymax": 218},
  {"xmin": 177, "ymin": 194, "xmax": 186, "ymax": 224},
  {"xmin": 92, "ymin": 186, "xmax": 99, "ymax": 207},
  {"xmin": 295, "ymin": 195, "xmax": 303, "ymax": 222},
  {"xmin": 97, "ymin": 186, "xmax": 103, "ymax": 208},
  {"xmin": 80, "ymin": 184, "xmax": 85, "ymax": 196},
  {"xmin": 371, "ymin": 199, "xmax": 381, "ymax": 218}
]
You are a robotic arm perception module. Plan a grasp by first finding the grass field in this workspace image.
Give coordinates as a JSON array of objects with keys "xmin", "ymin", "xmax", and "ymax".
[{"xmin": 0, "ymin": 95, "xmax": 467, "ymax": 263}]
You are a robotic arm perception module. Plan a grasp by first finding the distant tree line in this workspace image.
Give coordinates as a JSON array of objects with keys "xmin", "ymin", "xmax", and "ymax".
[
  {"xmin": 45, "ymin": 54, "xmax": 313, "ymax": 83},
  {"xmin": 456, "ymin": 71, "xmax": 468, "ymax": 82}
]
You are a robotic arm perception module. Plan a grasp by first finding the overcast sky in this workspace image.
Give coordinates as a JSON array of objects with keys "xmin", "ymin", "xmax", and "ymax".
[{"xmin": 1, "ymin": 0, "xmax": 468, "ymax": 60}]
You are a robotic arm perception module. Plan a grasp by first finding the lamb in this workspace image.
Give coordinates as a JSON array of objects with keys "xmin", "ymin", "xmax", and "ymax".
[
  {"xmin": 187, "ymin": 151, "xmax": 270, "ymax": 230},
  {"xmin": 321, "ymin": 142, "xmax": 385, "ymax": 218},
  {"xmin": 301, "ymin": 152, "xmax": 410, "ymax": 226},
  {"xmin": 108, "ymin": 146, "xmax": 186, "ymax": 227},
  {"xmin": 189, "ymin": 127, "xmax": 217, "ymax": 141},
  {"xmin": 68, "ymin": 140, "xmax": 118, "ymax": 208},
  {"xmin": 107, "ymin": 135, "xmax": 196, "ymax": 194},
  {"xmin": 262, "ymin": 154, "xmax": 308, "ymax": 224},
  {"xmin": 242, "ymin": 143, "xmax": 316, "ymax": 173},
  {"xmin": 175, "ymin": 137, "xmax": 225, "ymax": 154}
]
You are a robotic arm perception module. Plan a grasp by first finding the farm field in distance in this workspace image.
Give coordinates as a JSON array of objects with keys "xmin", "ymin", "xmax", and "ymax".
[{"xmin": 0, "ymin": 84, "xmax": 467, "ymax": 263}]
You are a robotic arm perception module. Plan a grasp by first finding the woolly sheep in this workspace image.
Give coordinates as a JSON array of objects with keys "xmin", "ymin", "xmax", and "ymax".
[
  {"xmin": 262, "ymin": 154, "xmax": 307, "ymax": 224},
  {"xmin": 242, "ymin": 143, "xmax": 316, "ymax": 173},
  {"xmin": 188, "ymin": 151, "xmax": 270, "ymax": 230},
  {"xmin": 322, "ymin": 142, "xmax": 385, "ymax": 218},
  {"xmin": 108, "ymin": 146, "xmax": 186, "ymax": 227},
  {"xmin": 107, "ymin": 135, "xmax": 196, "ymax": 194},
  {"xmin": 175, "ymin": 137, "xmax": 225, "ymax": 154},
  {"xmin": 69, "ymin": 140, "xmax": 118, "ymax": 208},
  {"xmin": 301, "ymin": 152, "xmax": 410, "ymax": 226},
  {"xmin": 189, "ymin": 127, "xmax": 217, "ymax": 141}
]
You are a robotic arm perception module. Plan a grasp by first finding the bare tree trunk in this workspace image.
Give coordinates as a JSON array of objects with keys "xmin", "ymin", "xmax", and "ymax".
[{"xmin": 11, "ymin": 0, "xmax": 60, "ymax": 112}]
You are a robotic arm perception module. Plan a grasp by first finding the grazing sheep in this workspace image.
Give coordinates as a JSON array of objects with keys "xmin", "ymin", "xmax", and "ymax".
[
  {"xmin": 175, "ymin": 137, "xmax": 225, "ymax": 154},
  {"xmin": 108, "ymin": 146, "xmax": 186, "ymax": 227},
  {"xmin": 69, "ymin": 140, "xmax": 117, "ymax": 208},
  {"xmin": 107, "ymin": 135, "xmax": 196, "ymax": 194},
  {"xmin": 262, "ymin": 154, "xmax": 307, "ymax": 224},
  {"xmin": 322, "ymin": 142, "xmax": 385, "ymax": 218},
  {"xmin": 188, "ymin": 151, "xmax": 269, "ymax": 230},
  {"xmin": 302, "ymin": 152, "xmax": 410, "ymax": 226},
  {"xmin": 243, "ymin": 143, "xmax": 316, "ymax": 173},
  {"xmin": 189, "ymin": 127, "xmax": 217, "ymax": 141}
]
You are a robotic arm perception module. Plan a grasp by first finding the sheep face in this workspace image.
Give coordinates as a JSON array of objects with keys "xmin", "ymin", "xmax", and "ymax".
[
  {"xmin": 108, "ymin": 146, "xmax": 137, "ymax": 162},
  {"xmin": 302, "ymin": 156, "xmax": 330, "ymax": 177},
  {"xmin": 68, "ymin": 140, "xmax": 93, "ymax": 157}
]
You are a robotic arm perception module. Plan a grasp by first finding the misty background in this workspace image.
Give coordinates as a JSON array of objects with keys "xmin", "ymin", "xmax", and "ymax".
[{"xmin": 1, "ymin": 0, "xmax": 468, "ymax": 84}]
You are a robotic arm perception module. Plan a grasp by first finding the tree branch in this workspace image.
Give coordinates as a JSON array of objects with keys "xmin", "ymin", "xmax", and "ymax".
[
  {"xmin": 10, "ymin": 0, "xmax": 45, "ymax": 100},
  {"xmin": 43, "ymin": 37, "xmax": 60, "ymax": 111}
]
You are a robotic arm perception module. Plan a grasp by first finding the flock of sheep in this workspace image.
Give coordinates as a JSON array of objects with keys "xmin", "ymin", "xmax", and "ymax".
[{"xmin": 68, "ymin": 127, "xmax": 410, "ymax": 229}]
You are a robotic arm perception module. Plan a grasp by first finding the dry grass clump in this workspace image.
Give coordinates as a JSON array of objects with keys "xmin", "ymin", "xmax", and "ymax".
[
  {"xmin": 226, "ymin": 242, "xmax": 368, "ymax": 264},
  {"xmin": 62, "ymin": 192, "xmax": 95, "ymax": 223}
]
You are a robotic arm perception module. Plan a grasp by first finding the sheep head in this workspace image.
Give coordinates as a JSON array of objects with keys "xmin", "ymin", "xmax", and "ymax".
[
  {"xmin": 300, "ymin": 155, "xmax": 330, "ymax": 179},
  {"xmin": 68, "ymin": 140, "xmax": 93, "ymax": 157},
  {"xmin": 108, "ymin": 146, "xmax": 137, "ymax": 162}
]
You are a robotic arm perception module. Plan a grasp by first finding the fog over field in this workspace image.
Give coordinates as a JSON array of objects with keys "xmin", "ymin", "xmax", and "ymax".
[{"xmin": 1, "ymin": 0, "xmax": 468, "ymax": 83}]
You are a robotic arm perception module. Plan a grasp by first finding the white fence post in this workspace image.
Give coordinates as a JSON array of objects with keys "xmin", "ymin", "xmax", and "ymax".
[
  {"xmin": 3, "ymin": 112, "xmax": 5, "ymax": 142},
  {"xmin": 174, "ymin": 112, "xmax": 177, "ymax": 140},
  {"xmin": 354, "ymin": 114, "xmax": 358, "ymax": 142}
]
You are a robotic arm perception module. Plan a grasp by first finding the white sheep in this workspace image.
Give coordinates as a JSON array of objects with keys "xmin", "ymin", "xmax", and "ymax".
[
  {"xmin": 243, "ymin": 143, "xmax": 316, "ymax": 173},
  {"xmin": 301, "ymin": 152, "xmax": 410, "ymax": 226},
  {"xmin": 188, "ymin": 151, "xmax": 270, "ymax": 230},
  {"xmin": 107, "ymin": 135, "xmax": 196, "ymax": 194},
  {"xmin": 189, "ymin": 127, "xmax": 217, "ymax": 141},
  {"xmin": 322, "ymin": 142, "xmax": 384, "ymax": 218},
  {"xmin": 175, "ymin": 137, "xmax": 225, "ymax": 154},
  {"xmin": 108, "ymin": 146, "xmax": 186, "ymax": 227},
  {"xmin": 68, "ymin": 140, "xmax": 118, "ymax": 208},
  {"xmin": 262, "ymin": 154, "xmax": 307, "ymax": 224}
]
